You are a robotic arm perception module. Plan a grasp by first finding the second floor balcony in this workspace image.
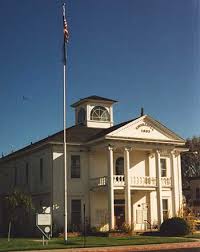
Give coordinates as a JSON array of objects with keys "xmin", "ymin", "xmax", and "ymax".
[{"xmin": 89, "ymin": 175, "xmax": 172, "ymax": 191}]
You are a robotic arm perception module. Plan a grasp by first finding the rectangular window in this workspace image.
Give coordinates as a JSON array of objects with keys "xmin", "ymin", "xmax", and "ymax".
[
  {"xmin": 196, "ymin": 188, "xmax": 200, "ymax": 200},
  {"xmin": 25, "ymin": 163, "xmax": 29, "ymax": 184},
  {"xmin": 71, "ymin": 200, "xmax": 81, "ymax": 231},
  {"xmin": 160, "ymin": 159, "xmax": 167, "ymax": 177},
  {"xmin": 71, "ymin": 155, "xmax": 80, "ymax": 178},
  {"xmin": 14, "ymin": 167, "xmax": 17, "ymax": 186},
  {"xmin": 40, "ymin": 158, "xmax": 43, "ymax": 184},
  {"xmin": 162, "ymin": 199, "xmax": 168, "ymax": 220}
]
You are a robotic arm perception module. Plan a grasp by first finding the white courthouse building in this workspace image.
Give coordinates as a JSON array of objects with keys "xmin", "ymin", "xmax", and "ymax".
[{"xmin": 0, "ymin": 96, "xmax": 186, "ymax": 235}]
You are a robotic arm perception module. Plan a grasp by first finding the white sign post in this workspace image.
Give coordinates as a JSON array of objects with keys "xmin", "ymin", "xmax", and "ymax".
[
  {"xmin": 37, "ymin": 214, "xmax": 51, "ymax": 226},
  {"xmin": 36, "ymin": 212, "xmax": 52, "ymax": 245}
]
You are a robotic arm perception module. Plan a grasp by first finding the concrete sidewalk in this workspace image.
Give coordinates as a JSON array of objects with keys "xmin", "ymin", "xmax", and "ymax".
[{"xmin": 13, "ymin": 241, "xmax": 200, "ymax": 252}]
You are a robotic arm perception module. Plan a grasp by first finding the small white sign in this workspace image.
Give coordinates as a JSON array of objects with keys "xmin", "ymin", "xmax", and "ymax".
[
  {"xmin": 44, "ymin": 226, "xmax": 51, "ymax": 233},
  {"xmin": 37, "ymin": 214, "xmax": 51, "ymax": 226}
]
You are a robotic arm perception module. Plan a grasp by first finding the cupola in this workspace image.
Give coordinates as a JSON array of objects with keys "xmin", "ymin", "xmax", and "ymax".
[{"xmin": 71, "ymin": 95, "xmax": 117, "ymax": 128}]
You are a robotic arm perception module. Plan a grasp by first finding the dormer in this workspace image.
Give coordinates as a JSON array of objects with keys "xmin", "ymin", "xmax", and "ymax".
[{"xmin": 71, "ymin": 95, "xmax": 117, "ymax": 128}]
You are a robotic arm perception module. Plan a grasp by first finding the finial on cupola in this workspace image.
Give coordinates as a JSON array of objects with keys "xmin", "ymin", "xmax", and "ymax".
[{"xmin": 141, "ymin": 107, "xmax": 144, "ymax": 116}]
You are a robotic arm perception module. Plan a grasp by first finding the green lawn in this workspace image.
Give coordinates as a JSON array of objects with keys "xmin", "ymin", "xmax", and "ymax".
[
  {"xmin": 0, "ymin": 235, "xmax": 196, "ymax": 252},
  {"xmin": 185, "ymin": 232, "xmax": 200, "ymax": 239}
]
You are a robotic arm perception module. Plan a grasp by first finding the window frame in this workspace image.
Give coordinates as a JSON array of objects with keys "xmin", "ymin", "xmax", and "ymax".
[
  {"xmin": 162, "ymin": 198, "xmax": 168, "ymax": 220},
  {"xmin": 25, "ymin": 162, "xmax": 29, "ymax": 185},
  {"xmin": 14, "ymin": 167, "xmax": 17, "ymax": 186},
  {"xmin": 39, "ymin": 158, "xmax": 44, "ymax": 184},
  {"xmin": 71, "ymin": 155, "xmax": 81, "ymax": 179},
  {"xmin": 77, "ymin": 107, "xmax": 86, "ymax": 124},
  {"xmin": 90, "ymin": 106, "xmax": 110, "ymax": 122},
  {"xmin": 115, "ymin": 157, "xmax": 124, "ymax": 175},
  {"xmin": 160, "ymin": 158, "xmax": 167, "ymax": 177},
  {"xmin": 71, "ymin": 199, "xmax": 82, "ymax": 231}
]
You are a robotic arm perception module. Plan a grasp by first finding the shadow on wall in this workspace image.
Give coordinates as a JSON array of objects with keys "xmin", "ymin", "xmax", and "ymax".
[{"xmin": 52, "ymin": 152, "xmax": 64, "ymax": 236}]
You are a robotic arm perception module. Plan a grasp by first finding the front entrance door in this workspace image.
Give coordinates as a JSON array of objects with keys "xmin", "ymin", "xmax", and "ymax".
[{"xmin": 114, "ymin": 206, "xmax": 125, "ymax": 229}]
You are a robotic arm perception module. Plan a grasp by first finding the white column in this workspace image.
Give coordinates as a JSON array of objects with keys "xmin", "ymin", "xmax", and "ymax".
[
  {"xmin": 155, "ymin": 150, "xmax": 163, "ymax": 226},
  {"xmin": 170, "ymin": 151, "xmax": 178, "ymax": 216},
  {"xmin": 178, "ymin": 153, "xmax": 183, "ymax": 214},
  {"xmin": 148, "ymin": 152, "xmax": 155, "ymax": 225},
  {"xmin": 107, "ymin": 146, "xmax": 114, "ymax": 230},
  {"xmin": 124, "ymin": 147, "xmax": 131, "ymax": 226}
]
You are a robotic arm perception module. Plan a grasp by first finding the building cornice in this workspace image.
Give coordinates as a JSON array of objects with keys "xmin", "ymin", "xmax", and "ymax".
[{"xmin": 105, "ymin": 136, "xmax": 185, "ymax": 145}]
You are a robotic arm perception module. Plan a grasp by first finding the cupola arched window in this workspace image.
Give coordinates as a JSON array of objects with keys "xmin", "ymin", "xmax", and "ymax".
[
  {"xmin": 115, "ymin": 157, "xmax": 124, "ymax": 175},
  {"xmin": 77, "ymin": 107, "xmax": 86, "ymax": 124},
  {"xmin": 90, "ymin": 106, "xmax": 110, "ymax": 121}
]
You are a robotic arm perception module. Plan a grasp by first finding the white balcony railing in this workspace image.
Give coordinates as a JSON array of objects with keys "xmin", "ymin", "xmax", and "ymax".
[
  {"xmin": 130, "ymin": 176, "xmax": 157, "ymax": 187},
  {"xmin": 113, "ymin": 175, "xmax": 125, "ymax": 186},
  {"xmin": 90, "ymin": 176, "xmax": 172, "ymax": 189},
  {"xmin": 113, "ymin": 175, "xmax": 157, "ymax": 187},
  {"xmin": 161, "ymin": 177, "xmax": 172, "ymax": 187},
  {"xmin": 90, "ymin": 176, "xmax": 107, "ymax": 188}
]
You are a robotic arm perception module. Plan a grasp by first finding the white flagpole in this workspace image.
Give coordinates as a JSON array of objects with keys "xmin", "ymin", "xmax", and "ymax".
[
  {"xmin": 63, "ymin": 3, "xmax": 68, "ymax": 244},
  {"xmin": 64, "ymin": 55, "xmax": 68, "ymax": 244}
]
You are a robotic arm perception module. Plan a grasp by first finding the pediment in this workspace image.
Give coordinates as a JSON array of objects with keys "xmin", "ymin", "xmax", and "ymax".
[{"xmin": 106, "ymin": 115, "xmax": 185, "ymax": 143}]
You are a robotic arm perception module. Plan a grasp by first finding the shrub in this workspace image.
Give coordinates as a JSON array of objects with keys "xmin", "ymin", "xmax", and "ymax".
[
  {"xmin": 160, "ymin": 217, "xmax": 190, "ymax": 236},
  {"xmin": 90, "ymin": 226, "xmax": 100, "ymax": 233},
  {"xmin": 52, "ymin": 224, "xmax": 64, "ymax": 238},
  {"xmin": 121, "ymin": 223, "xmax": 132, "ymax": 233},
  {"xmin": 88, "ymin": 226, "xmax": 108, "ymax": 237}
]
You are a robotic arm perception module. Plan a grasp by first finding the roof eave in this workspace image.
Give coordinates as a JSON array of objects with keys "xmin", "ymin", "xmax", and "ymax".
[
  {"xmin": 145, "ymin": 114, "xmax": 186, "ymax": 142},
  {"xmin": 0, "ymin": 141, "xmax": 51, "ymax": 163},
  {"xmin": 71, "ymin": 98, "xmax": 118, "ymax": 108}
]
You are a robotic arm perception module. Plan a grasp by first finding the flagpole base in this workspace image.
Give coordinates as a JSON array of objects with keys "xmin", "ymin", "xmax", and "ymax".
[{"xmin": 64, "ymin": 234, "xmax": 68, "ymax": 244}]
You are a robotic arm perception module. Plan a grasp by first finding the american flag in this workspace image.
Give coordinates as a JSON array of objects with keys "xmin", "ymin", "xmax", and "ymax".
[
  {"xmin": 63, "ymin": 4, "xmax": 69, "ymax": 43},
  {"xmin": 63, "ymin": 17, "xmax": 69, "ymax": 42}
]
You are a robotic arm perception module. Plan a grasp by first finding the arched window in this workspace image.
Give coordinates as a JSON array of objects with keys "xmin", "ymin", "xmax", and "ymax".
[
  {"xmin": 77, "ymin": 107, "xmax": 86, "ymax": 124},
  {"xmin": 90, "ymin": 106, "xmax": 110, "ymax": 121},
  {"xmin": 115, "ymin": 157, "xmax": 124, "ymax": 175}
]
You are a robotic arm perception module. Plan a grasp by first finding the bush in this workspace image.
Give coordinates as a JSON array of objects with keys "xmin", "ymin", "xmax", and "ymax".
[
  {"xmin": 52, "ymin": 224, "xmax": 64, "ymax": 237},
  {"xmin": 88, "ymin": 226, "xmax": 108, "ymax": 237},
  {"xmin": 121, "ymin": 223, "xmax": 132, "ymax": 233},
  {"xmin": 90, "ymin": 226, "xmax": 100, "ymax": 233},
  {"xmin": 160, "ymin": 217, "xmax": 190, "ymax": 236}
]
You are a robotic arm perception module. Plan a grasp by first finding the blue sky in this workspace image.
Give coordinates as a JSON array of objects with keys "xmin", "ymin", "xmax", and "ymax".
[{"xmin": 0, "ymin": 0, "xmax": 200, "ymax": 155}]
